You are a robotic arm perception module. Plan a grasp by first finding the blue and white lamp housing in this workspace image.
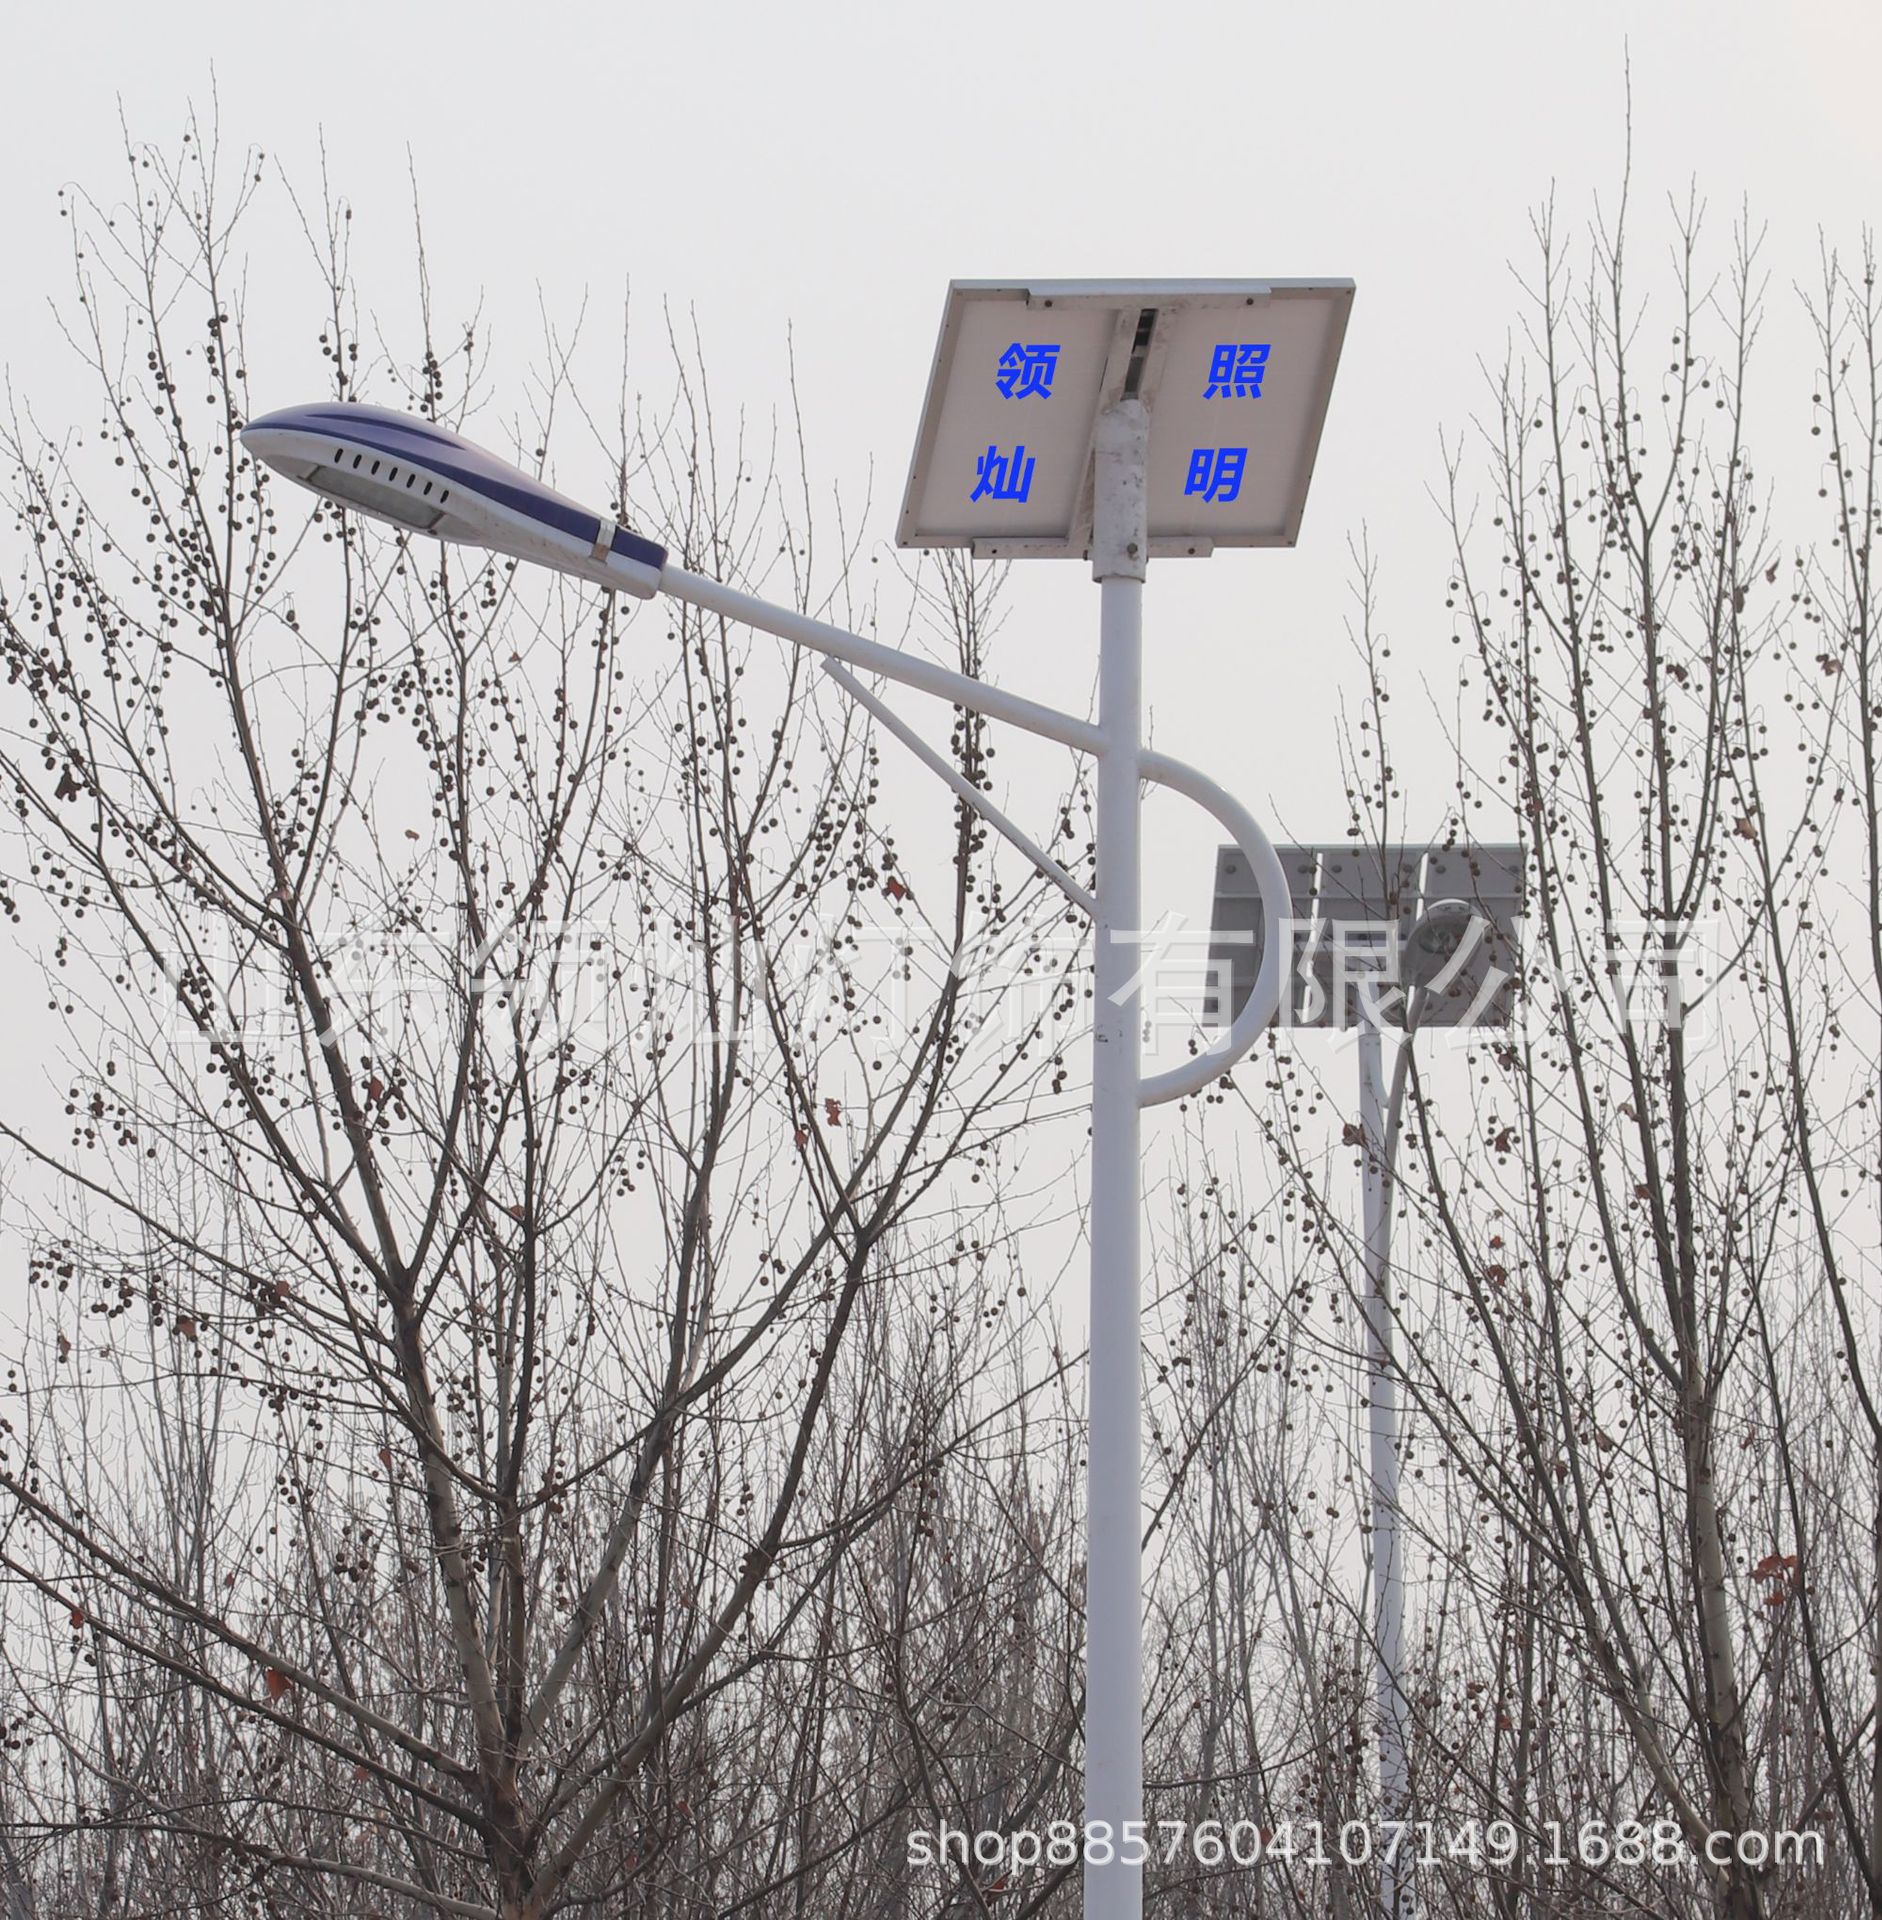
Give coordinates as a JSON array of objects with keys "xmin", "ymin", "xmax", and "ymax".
[{"xmin": 241, "ymin": 402, "xmax": 667, "ymax": 598}]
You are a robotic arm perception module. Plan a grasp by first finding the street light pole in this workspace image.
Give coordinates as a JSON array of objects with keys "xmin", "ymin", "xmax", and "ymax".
[
  {"xmin": 1358, "ymin": 898, "xmax": 1470, "ymax": 1920},
  {"xmin": 1086, "ymin": 399, "xmax": 1148, "ymax": 1920},
  {"xmin": 1210, "ymin": 849, "xmax": 1519, "ymax": 1920},
  {"xmin": 1358, "ymin": 1016, "xmax": 1412, "ymax": 1920}
]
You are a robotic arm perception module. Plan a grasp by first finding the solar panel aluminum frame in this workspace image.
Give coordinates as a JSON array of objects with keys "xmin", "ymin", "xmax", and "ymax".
[{"xmin": 897, "ymin": 279, "xmax": 1354, "ymax": 561}]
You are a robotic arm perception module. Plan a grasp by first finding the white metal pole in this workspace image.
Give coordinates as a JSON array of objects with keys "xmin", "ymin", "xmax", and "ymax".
[
  {"xmin": 1085, "ymin": 399, "xmax": 1148, "ymax": 1920},
  {"xmin": 1359, "ymin": 1020, "xmax": 1412, "ymax": 1919}
]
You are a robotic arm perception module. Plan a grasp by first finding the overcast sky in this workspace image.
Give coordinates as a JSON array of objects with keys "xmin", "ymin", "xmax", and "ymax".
[{"xmin": 0, "ymin": 0, "xmax": 1875, "ymax": 1087}]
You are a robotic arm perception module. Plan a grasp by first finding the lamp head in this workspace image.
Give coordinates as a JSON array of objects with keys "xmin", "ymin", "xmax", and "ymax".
[
  {"xmin": 241, "ymin": 403, "xmax": 666, "ymax": 598},
  {"xmin": 1406, "ymin": 895, "xmax": 1475, "ymax": 988}
]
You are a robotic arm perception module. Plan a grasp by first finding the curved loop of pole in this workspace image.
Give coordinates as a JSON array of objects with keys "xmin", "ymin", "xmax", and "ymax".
[{"xmin": 1136, "ymin": 748, "xmax": 1289, "ymax": 1109}]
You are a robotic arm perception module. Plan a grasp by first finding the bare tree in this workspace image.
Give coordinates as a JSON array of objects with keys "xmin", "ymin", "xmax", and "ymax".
[
  {"xmin": 0, "ymin": 121, "xmax": 1090, "ymax": 1919},
  {"xmin": 1310, "ymin": 183, "xmax": 1880, "ymax": 1917}
]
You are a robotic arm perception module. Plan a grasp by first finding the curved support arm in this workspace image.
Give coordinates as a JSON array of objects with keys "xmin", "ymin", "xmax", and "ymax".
[
  {"xmin": 1137, "ymin": 748, "xmax": 1290, "ymax": 1108},
  {"xmin": 820, "ymin": 660, "xmax": 1099, "ymax": 918},
  {"xmin": 662, "ymin": 561, "xmax": 1288, "ymax": 1107}
]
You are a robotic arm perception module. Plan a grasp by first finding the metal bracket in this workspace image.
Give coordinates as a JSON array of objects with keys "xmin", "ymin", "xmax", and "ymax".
[{"xmin": 818, "ymin": 660, "xmax": 1097, "ymax": 918}]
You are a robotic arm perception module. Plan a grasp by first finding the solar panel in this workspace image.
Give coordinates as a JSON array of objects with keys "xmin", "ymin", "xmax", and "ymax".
[{"xmin": 1204, "ymin": 840, "xmax": 1524, "ymax": 1031}]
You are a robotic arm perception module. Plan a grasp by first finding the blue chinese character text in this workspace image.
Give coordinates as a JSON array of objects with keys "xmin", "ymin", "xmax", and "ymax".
[
  {"xmin": 995, "ymin": 342, "xmax": 1061, "ymax": 399},
  {"xmin": 1185, "ymin": 447, "xmax": 1247, "ymax": 505},
  {"xmin": 1204, "ymin": 342, "xmax": 1270, "ymax": 398},
  {"xmin": 971, "ymin": 444, "xmax": 1037, "ymax": 504}
]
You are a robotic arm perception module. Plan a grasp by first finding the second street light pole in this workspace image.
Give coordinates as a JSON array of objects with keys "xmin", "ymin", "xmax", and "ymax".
[
  {"xmin": 1208, "ymin": 852, "xmax": 1521, "ymax": 1920},
  {"xmin": 1358, "ymin": 899, "xmax": 1485, "ymax": 1920},
  {"xmin": 1086, "ymin": 399, "xmax": 1148, "ymax": 1919},
  {"xmin": 1359, "ymin": 1016, "xmax": 1412, "ymax": 1920}
]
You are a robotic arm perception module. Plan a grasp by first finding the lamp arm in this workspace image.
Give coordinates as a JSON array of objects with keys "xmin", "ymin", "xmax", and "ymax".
[
  {"xmin": 1382, "ymin": 998, "xmax": 1419, "ymax": 1173},
  {"xmin": 658, "ymin": 562, "xmax": 1105, "ymax": 755},
  {"xmin": 1370, "ymin": 983, "xmax": 1433, "ymax": 1254}
]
